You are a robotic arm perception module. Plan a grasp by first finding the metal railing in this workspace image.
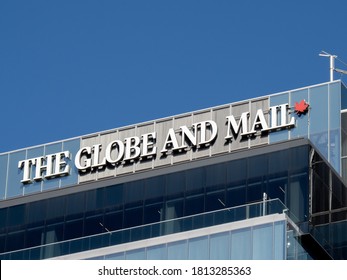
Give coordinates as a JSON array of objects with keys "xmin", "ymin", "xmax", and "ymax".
[{"xmin": 0, "ymin": 198, "xmax": 287, "ymax": 260}]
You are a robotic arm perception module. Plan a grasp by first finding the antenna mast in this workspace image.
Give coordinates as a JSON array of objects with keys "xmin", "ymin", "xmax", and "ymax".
[
  {"xmin": 319, "ymin": 51, "xmax": 336, "ymax": 82},
  {"xmin": 319, "ymin": 51, "xmax": 347, "ymax": 82}
]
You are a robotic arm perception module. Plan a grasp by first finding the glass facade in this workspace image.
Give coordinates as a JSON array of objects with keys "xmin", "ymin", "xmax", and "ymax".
[
  {"xmin": 86, "ymin": 220, "xmax": 286, "ymax": 260},
  {"xmin": 270, "ymin": 81, "xmax": 342, "ymax": 175},
  {"xmin": 0, "ymin": 143, "xmax": 310, "ymax": 258},
  {"xmin": 1, "ymin": 81, "xmax": 347, "ymax": 260},
  {"xmin": 0, "ymin": 138, "xmax": 80, "ymax": 200}
]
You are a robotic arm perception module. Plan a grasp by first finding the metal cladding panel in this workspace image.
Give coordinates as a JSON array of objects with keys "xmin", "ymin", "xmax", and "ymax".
[
  {"xmin": 79, "ymin": 135, "xmax": 100, "ymax": 183},
  {"xmin": 211, "ymin": 105, "xmax": 230, "ymax": 155},
  {"xmin": 250, "ymin": 98, "xmax": 269, "ymax": 147},
  {"xmin": 97, "ymin": 131, "xmax": 119, "ymax": 179},
  {"xmin": 192, "ymin": 110, "xmax": 213, "ymax": 160},
  {"xmin": 134, "ymin": 123, "xmax": 155, "ymax": 172},
  {"xmin": 172, "ymin": 114, "xmax": 193, "ymax": 164},
  {"xmin": 230, "ymin": 101, "xmax": 250, "ymax": 150},
  {"xmin": 116, "ymin": 127, "xmax": 137, "ymax": 176},
  {"xmin": 154, "ymin": 119, "xmax": 174, "ymax": 167}
]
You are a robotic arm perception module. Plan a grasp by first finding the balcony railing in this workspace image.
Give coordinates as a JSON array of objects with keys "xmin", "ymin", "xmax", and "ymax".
[{"xmin": 0, "ymin": 198, "xmax": 287, "ymax": 260}]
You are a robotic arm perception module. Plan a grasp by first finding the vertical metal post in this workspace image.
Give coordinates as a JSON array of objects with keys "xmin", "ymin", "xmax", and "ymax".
[
  {"xmin": 330, "ymin": 55, "xmax": 335, "ymax": 82},
  {"xmin": 263, "ymin": 192, "xmax": 267, "ymax": 216}
]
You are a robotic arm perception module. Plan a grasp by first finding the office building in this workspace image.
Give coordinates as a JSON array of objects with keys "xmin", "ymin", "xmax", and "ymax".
[{"xmin": 1, "ymin": 80, "xmax": 347, "ymax": 259}]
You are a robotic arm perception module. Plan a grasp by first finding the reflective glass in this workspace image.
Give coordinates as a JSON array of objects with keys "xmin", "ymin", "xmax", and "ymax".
[
  {"xmin": 274, "ymin": 221, "xmax": 285, "ymax": 260},
  {"xmin": 342, "ymin": 83, "xmax": 347, "ymax": 110},
  {"xmin": 7, "ymin": 150, "xmax": 26, "ymax": 198},
  {"xmin": 60, "ymin": 139, "xmax": 80, "ymax": 188},
  {"xmin": 105, "ymin": 252, "xmax": 125, "ymax": 260},
  {"xmin": 309, "ymin": 85, "xmax": 329, "ymax": 160},
  {"xmin": 41, "ymin": 143, "xmax": 62, "ymax": 190},
  {"xmin": 145, "ymin": 176, "xmax": 165, "ymax": 203},
  {"xmin": 0, "ymin": 154, "xmax": 8, "ymax": 200},
  {"xmin": 252, "ymin": 223, "xmax": 273, "ymax": 259},
  {"xmin": 146, "ymin": 244, "xmax": 167, "ymax": 260},
  {"xmin": 186, "ymin": 167, "xmax": 205, "ymax": 195},
  {"xmin": 24, "ymin": 146, "xmax": 44, "ymax": 195},
  {"xmin": 329, "ymin": 82, "xmax": 341, "ymax": 173},
  {"xmin": 341, "ymin": 112, "xmax": 347, "ymax": 157},
  {"xmin": 189, "ymin": 236, "xmax": 209, "ymax": 259},
  {"xmin": 209, "ymin": 232, "xmax": 229, "ymax": 259},
  {"xmin": 230, "ymin": 228, "xmax": 251, "ymax": 259},
  {"xmin": 290, "ymin": 89, "xmax": 309, "ymax": 139},
  {"xmin": 269, "ymin": 93, "xmax": 289, "ymax": 143},
  {"xmin": 167, "ymin": 240, "xmax": 187, "ymax": 260}
]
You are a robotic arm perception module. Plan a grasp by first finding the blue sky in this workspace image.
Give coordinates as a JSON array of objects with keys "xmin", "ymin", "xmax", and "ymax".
[{"xmin": 1, "ymin": 0, "xmax": 347, "ymax": 153}]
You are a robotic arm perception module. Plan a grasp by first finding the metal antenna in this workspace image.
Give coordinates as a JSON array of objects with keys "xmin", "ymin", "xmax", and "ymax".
[
  {"xmin": 319, "ymin": 51, "xmax": 337, "ymax": 82},
  {"xmin": 319, "ymin": 51, "xmax": 347, "ymax": 81}
]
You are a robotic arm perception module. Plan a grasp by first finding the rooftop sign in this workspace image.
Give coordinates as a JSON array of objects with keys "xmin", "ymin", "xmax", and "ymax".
[{"xmin": 18, "ymin": 103, "xmax": 295, "ymax": 184}]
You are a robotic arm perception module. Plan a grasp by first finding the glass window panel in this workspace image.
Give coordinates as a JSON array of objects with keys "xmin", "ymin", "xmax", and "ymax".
[
  {"xmin": 206, "ymin": 163, "xmax": 226, "ymax": 191},
  {"xmin": 342, "ymin": 113, "xmax": 347, "ymax": 157},
  {"xmin": 252, "ymin": 223, "xmax": 273, "ymax": 260},
  {"xmin": 268, "ymin": 150, "xmax": 289, "ymax": 176},
  {"xmin": 226, "ymin": 159, "xmax": 247, "ymax": 186},
  {"xmin": 126, "ymin": 248, "xmax": 146, "ymax": 260},
  {"xmin": 64, "ymin": 219, "xmax": 83, "ymax": 240},
  {"xmin": 0, "ymin": 233, "xmax": 6, "ymax": 253},
  {"xmin": 167, "ymin": 240, "xmax": 187, "ymax": 260},
  {"xmin": 267, "ymin": 177, "xmax": 286, "ymax": 204},
  {"xmin": 342, "ymin": 158, "xmax": 347, "ymax": 184},
  {"xmin": 65, "ymin": 192, "xmax": 85, "ymax": 220},
  {"xmin": 289, "ymin": 145, "xmax": 309, "ymax": 173},
  {"xmin": 7, "ymin": 204, "xmax": 25, "ymax": 227},
  {"xmin": 290, "ymin": 89, "xmax": 309, "ymax": 139},
  {"xmin": 23, "ymin": 147, "xmax": 45, "ymax": 195},
  {"xmin": 185, "ymin": 195, "xmax": 204, "ymax": 216},
  {"xmin": 26, "ymin": 227, "xmax": 45, "ymax": 248},
  {"xmin": 274, "ymin": 221, "xmax": 285, "ymax": 260},
  {"xmin": 6, "ymin": 230, "xmax": 25, "ymax": 251},
  {"xmin": 144, "ymin": 203, "xmax": 163, "ymax": 224},
  {"xmin": 105, "ymin": 252, "xmax": 125, "ymax": 260},
  {"xmin": 205, "ymin": 191, "xmax": 225, "ymax": 212},
  {"xmin": 309, "ymin": 85, "xmax": 329, "ymax": 160},
  {"xmin": 145, "ymin": 176, "xmax": 165, "ymax": 203},
  {"xmin": 124, "ymin": 207, "xmax": 143, "ymax": 228},
  {"xmin": 210, "ymin": 232, "xmax": 230, "ymax": 259},
  {"xmin": 342, "ymin": 84, "xmax": 347, "ymax": 109},
  {"xmin": 40, "ymin": 143, "xmax": 61, "ymax": 191},
  {"xmin": 84, "ymin": 215, "xmax": 104, "ymax": 236},
  {"xmin": 146, "ymin": 244, "xmax": 167, "ymax": 260},
  {"xmin": 27, "ymin": 200, "xmax": 46, "ymax": 227},
  {"xmin": 104, "ymin": 211, "xmax": 123, "ymax": 231},
  {"xmin": 60, "ymin": 139, "xmax": 80, "ymax": 188},
  {"xmin": 288, "ymin": 173, "xmax": 309, "ymax": 222},
  {"xmin": 185, "ymin": 168, "xmax": 205, "ymax": 195},
  {"xmin": 189, "ymin": 236, "xmax": 209, "ymax": 260},
  {"xmin": 269, "ymin": 93, "xmax": 289, "ymax": 143},
  {"xmin": 248, "ymin": 154, "xmax": 268, "ymax": 180},
  {"xmin": 230, "ymin": 227, "xmax": 252, "ymax": 259},
  {"xmin": 125, "ymin": 180, "xmax": 144, "ymax": 207},
  {"xmin": 0, "ymin": 154, "xmax": 8, "ymax": 200},
  {"xmin": 166, "ymin": 171, "xmax": 185, "ymax": 199},
  {"xmin": 7, "ymin": 150, "xmax": 26, "ymax": 198},
  {"xmin": 329, "ymin": 83, "xmax": 341, "ymax": 173},
  {"xmin": 45, "ymin": 223, "xmax": 64, "ymax": 244},
  {"xmin": 104, "ymin": 185, "xmax": 123, "ymax": 209},
  {"xmin": 247, "ymin": 182, "xmax": 263, "ymax": 203},
  {"xmin": 46, "ymin": 196, "xmax": 65, "ymax": 223},
  {"xmin": 226, "ymin": 185, "xmax": 246, "ymax": 208},
  {"xmin": 0, "ymin": 208, "xmax": 7, "ymax": 233}
]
